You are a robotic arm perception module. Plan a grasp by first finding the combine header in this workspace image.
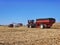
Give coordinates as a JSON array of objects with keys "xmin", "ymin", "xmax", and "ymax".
[{"xmin": 27, "ymin": 18, "xmax": 55, "ymax": 29}]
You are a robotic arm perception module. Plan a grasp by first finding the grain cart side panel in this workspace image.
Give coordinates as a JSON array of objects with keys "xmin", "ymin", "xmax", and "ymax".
[{"xmin": 36, "ymin": 18, "xmax": 55, "ymax": 28}]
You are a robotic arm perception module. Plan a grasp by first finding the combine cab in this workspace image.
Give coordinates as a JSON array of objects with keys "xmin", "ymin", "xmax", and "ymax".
[{"xmin": 27, "ymin": 18, "xmax": 55, "ymax": 29}]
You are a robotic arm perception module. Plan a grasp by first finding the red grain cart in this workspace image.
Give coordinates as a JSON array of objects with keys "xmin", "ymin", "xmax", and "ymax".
[{"xmin": 27, "ymin": 18, "xmax": 55, "ymax": 29}]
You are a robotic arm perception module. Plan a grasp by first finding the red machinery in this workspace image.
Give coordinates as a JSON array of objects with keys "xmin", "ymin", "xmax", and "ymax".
[{"xmin": 27, "ymin": 18, "xmax": 55, "ymax": 28}]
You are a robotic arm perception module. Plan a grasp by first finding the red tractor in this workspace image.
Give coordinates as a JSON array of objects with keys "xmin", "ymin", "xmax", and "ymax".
[{"xmin": 27, "ymin": 18, "xmax": 55, "ymax": 29}]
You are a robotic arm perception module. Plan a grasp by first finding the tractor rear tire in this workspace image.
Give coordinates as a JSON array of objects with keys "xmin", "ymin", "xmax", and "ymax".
[
  {"xmin": 31, "ymin": 24, "xmax": 36, "ymax": 28},
  {"xmin": 27, "ymin": 24, "xmax": 31, "ymax": 28},
  {"xmin": 27, "ymin": 24, "xmax": 35, "ymax": 28}
]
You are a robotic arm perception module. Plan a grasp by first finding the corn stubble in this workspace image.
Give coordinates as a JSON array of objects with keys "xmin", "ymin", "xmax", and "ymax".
[{"xmin": 0, "ymin": 23, "xmax": 60, "ymax": 45}]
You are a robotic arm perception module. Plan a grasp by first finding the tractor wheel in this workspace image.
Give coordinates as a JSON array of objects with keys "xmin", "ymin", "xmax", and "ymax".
[
  {"xmin": 27, "ymin": 24, "xmax": 35, "ymax": 28},
  {"xmin": 31, "ymin": 24, "xmax": 36, "ymax": 28},
  {"xmin": 40, "ymin": 24, "xmax": 44, "ymax": 29},
  {"xmin": 27, "ymin": 24, "xmax": 32, "ymax": 28}
]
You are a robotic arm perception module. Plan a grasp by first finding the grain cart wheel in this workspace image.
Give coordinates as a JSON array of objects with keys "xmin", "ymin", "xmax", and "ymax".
[{"xmin": 40, "ymin": 24, "xmax": 44, "ymax": 29}]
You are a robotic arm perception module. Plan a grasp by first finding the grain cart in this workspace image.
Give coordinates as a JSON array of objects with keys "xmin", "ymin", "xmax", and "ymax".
[{"xmin": 27, "ymin": 18, "xmax": 55, "ymax": 29}]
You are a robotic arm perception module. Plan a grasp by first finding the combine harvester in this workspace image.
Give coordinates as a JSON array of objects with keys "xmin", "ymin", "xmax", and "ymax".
[
  {"xmin": 8, "ymin": 23, "xmax": 23, "ymax": 27},
  {"xmin": 27, "ymin": 18, "xmax": 55, "ymax": 29}
]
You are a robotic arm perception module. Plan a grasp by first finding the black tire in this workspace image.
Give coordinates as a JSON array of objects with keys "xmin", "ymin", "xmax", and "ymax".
[
  {"xmin": 31, "ymin": 24, "xmax": 36, "ymax": 28},
  {"xmin": 8, "ymin": 24, "xmax": 13, "ymax": 27},
  {"xmin": 27, "ymin": 24, "xmax": 32, "ymax": 28},
  {"xmin": 27, "ymin": 24, "xmax": 36, "ymax": 28},
  {"xmin": 47, "ymin": 27, "xmax": 51, "ymax": 28}
]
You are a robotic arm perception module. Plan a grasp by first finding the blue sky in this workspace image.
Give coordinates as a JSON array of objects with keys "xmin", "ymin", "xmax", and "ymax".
[{"xmin": 0, "ymin": 0, "xmax": 60, "ymax": 25}]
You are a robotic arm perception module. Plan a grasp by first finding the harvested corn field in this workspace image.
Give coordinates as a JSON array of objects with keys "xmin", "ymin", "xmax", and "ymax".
[{"xmin": 0, "ymin": 23, "xmax": 60, "ymax": 45}]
